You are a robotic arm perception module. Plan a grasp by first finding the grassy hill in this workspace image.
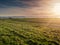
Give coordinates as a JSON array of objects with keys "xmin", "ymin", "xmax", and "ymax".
[{"xmin": 0, "ymin": 18, "xmax": 60, "ymax": 45}]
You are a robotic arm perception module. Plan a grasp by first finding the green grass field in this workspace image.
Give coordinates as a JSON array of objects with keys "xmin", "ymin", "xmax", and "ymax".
[{"xmin": 0, "ymin": 18, "xmax": 60, "ymax": 45}]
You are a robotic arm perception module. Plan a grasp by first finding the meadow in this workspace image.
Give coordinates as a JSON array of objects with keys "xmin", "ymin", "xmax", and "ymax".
[{"xmin": 0, "ymin": 18, "xmax": 60, "ymax": 45}]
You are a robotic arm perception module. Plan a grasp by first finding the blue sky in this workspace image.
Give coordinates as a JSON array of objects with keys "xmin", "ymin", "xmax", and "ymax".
[{"xmin": 0, "ymin": 0, "xmax": 31, "ymax": 8}]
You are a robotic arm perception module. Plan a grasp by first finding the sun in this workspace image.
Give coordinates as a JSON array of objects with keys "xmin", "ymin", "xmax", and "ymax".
[{"xmin": 52, "ymin": 3, "xmax": 60, "ymax": 15}]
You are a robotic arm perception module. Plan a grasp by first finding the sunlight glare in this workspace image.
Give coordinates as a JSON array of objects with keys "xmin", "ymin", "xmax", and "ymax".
[{"xmin": 52, "ymin": 3, "xmax": 60, "ymax": 15}]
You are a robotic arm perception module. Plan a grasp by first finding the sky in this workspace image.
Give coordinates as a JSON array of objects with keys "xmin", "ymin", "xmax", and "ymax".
[{"xmin": 0, "ymin": 0, "xmax": 59, "ymax": 18}]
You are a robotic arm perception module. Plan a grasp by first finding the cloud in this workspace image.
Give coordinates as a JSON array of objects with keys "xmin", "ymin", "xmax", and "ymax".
[
  {"xmin": 0, "ymin": 0, "xmax": 55, "ymax": 18},
  {"xmin": 1, "ymin": 0, "xmax": 51, "ymax": 8},
  {"xmin": 0, "ymin": 0, "xmax": 26, "ymax": 8}
]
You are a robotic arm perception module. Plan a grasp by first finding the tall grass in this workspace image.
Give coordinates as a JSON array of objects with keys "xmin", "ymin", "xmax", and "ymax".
[{"xmin": 0, "ymin": 18, "xmax": 59, "ymax": 45}]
